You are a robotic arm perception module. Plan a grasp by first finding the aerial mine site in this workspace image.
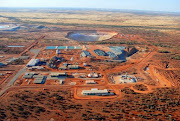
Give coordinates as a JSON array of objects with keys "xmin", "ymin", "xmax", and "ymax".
[{"xmin": 0, "ymin": 1, "xmax": 180, "ymax": 121}]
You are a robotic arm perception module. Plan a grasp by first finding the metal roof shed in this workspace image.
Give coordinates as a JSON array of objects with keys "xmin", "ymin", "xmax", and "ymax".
[
  {"xmin": 85, "ymin": 80, "xmax": 97, "ymax": 84},
  {"xmin": 33, "ymin": 75, "xmax": 46, "ymax": 84},
  {"xmin": 23, "ymin": 73, "xmax": 34, "ymax": 79},
  {"xmin": 0, "ymin": 62, "xmax": 6, "ymax": 67},
  {"xmin": 59, "ymin": 65, "xmax": 67, "ymax": 70},
  {"xmin": 50, "ymin": 72, "xmax": 67, "ymax": 77},
  {"xmin": 26, "ymin": 59, "xmax": 39, "ymax": 67},
  {"xmin": 82, "ymin": 88, "xmax": 109, "ymax": 95},
  {"xmin": 68, "ymin": 65, "xmax": 79, "ymax": 69}
]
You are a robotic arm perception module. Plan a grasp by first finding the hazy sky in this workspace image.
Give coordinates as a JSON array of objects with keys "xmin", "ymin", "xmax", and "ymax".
[{"xmin": 0, "ymin": 0, "xmax": 179, "ymax": 12}]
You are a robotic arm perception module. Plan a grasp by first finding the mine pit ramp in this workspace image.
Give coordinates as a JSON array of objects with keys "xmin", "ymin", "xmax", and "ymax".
[{"xmin": 98, "ymin": 32, "xmax": 118, "ymax": 41}]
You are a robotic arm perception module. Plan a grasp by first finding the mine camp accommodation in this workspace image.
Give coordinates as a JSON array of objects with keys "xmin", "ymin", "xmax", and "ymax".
[{"xmin": 82, "ymin": 88, "xmax": 114, "ymax": 96}]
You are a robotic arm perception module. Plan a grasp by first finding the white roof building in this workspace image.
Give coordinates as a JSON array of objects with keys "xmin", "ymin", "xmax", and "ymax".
[
  {"xmin": 70, "ymin": 82, "xmax": 76, "ymax": 85},
  {"xmin": 28, "ymin": 66, "xmax": 44, "ymax": 70},
  {"xmin": 88, "ymin": 72, "xmax": 99, "ymax": 78},
  {"xmin": 83, "ymin": 63, "xmax": 87, "ymax": 66},
  {"xmin": 82, "ymin": 88, "xmax": 109, "ymax": 95},
  {"xmin": 56, "ymin": 49, "xmax": 60, "ymax": 54},
  {"xmin": 85, "ymin": 80, "xmax": 97, "ymax": 84},
  {"xmin": 50, "ymin": 72, "xmax": 67, "ymax": 77},
  {"xmin": 26, "ymin": 59, "xmax": 39, "ymax": 67}
]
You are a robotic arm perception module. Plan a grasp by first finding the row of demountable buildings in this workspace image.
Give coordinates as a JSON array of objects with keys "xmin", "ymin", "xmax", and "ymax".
[
  {"xmin": 23, "ymin": 73, "xmax": 47, "ymax": 84},
  {"xmin": 82, "ymin": 88, "xmax": 115, "ymax": 96}
]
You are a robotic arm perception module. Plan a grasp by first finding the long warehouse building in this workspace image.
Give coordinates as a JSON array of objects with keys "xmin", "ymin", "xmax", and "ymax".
[
  {"xmin": 26, "ymin": 59, "xmax": 39, "ymax": 67},
  {"xmin": 82, "ymin": 88, "xmax": 114, "ymax": 96}
]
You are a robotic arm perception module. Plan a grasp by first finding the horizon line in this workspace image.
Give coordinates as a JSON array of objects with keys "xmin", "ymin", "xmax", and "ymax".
[{"xmin": 0, "ymin": 7, "xmax": 180, "ymax": 13}]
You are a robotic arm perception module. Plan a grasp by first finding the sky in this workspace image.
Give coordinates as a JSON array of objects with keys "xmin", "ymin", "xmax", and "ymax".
[{"xmin": 0, "ymin": 0, "xmax": 179, "ymax": 12}]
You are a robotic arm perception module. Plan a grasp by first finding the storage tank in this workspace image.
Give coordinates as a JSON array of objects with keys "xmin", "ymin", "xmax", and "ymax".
[{"xmin": 83, "ymin": 63, "xmax": 87, "ymax": 66}]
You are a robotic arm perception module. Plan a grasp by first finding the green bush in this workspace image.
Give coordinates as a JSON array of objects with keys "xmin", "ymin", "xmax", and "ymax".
[
  {"xmin": 158, "ymin": 50, "xmax": 170, "ymax": 53},
  {"xmin": 172, "ymin": 55, "xmax": 180, "ymax": 60},
  {"xmin": 153, "ymin": 43, "xmax": 171, "ymax": 48},
  {"xmin": 97, "ymin": 41, "xmax": 139, "ymax": 45}
]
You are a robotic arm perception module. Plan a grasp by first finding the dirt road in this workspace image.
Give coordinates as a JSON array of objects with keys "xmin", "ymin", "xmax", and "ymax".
[{"xmin": 0, "ymin": 37, "xmax": 43, "ymax": 97}]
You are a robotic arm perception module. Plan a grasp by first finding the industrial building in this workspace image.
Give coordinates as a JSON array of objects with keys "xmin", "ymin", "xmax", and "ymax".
[
  {"xmin": 119, "ymin": 74, "xmax": 137, "ymax": 83},
  {"xmin": 59, "ymin": 65, "xmax": 67, "ymax": 70},
  {"xmin": 48, "ymin": 72, "xmax": 67, "ymax": 80},
  {"xmin": 82, "ymin": 88, "xmax": 114, "ymax": 96},
  {"xmin": 26, "ymin": 59, "xmax": 39, "ymax": 67},
  {"xmin": 88, "ymin": 72, "xmax": 99, "ymax": 78},
  {"xmin": 0, "ymin": 62, "xmax": 6, "ymax": 67},
  {"xmin": 23, "ymin": 73, "xmax": 34, "ymax": 79},
  {"xmin": 68, "ymin": 65, "xmax": 80, "ymax": 69},
  {"xmin": 28, "ymin": 66, "xmax": 45, "ymax": 70},
  {"xmin": 33, "ymin": 75, "xmax": 46, "ymax": 84},
  {"xmin": 48, "ymin": 56, "xmax": 61, "ymax": 68},
  {"xmin": 56, "ymin": 49, "xmax": 60, "ymax": 54},
  {"xmin": 63, "ymin": 63, "xmax": 68, "ymax": 66},
  {"xmin": 85, "ymin": 80, "xmax": 97, "ymax": 84},
  {"xmin": 59, "ymin": 64, "xmax": 80, "ymax": 70},
  {"xmin": 83, "ymin": 63, "xmax": 87, "ymax": 66},
  {"xmin": 50, "ymin": 72, "xmax": 67, "ymax": 77}
]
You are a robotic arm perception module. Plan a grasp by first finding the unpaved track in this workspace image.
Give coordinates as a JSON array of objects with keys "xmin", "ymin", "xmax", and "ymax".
[
  {"xmin": 148, "ymin": 65, "xmax": 176, "ymax": 87},
  {"xmin": 0, "ymin": 36, "xmax": 43, "ymax": 97},
  {"xmin": 129, "ymin": 83, "xmax": 153, "ymax": 94},
  {"xmin": 73, "ymin": 87, "xmax": 118, "ymax": 100},
  {"xmin": 19, "ymin": 35, "xmax": 45, "ymax": 56}
]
